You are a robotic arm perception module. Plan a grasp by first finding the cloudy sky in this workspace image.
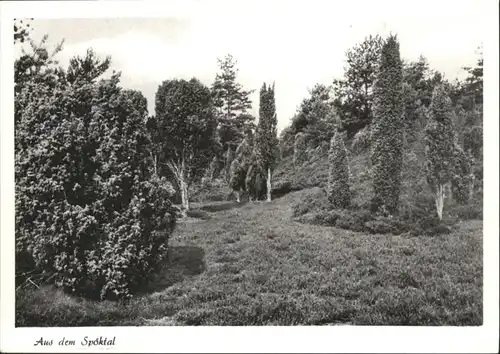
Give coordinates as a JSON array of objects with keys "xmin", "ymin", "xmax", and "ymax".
[{"xmin": 23, "ymin": 0, "xmax": 484, "ymax": 132}]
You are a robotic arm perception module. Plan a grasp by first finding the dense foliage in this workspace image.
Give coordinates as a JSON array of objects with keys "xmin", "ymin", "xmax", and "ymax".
[{"xmin": 15, "ymin": 39, "xmax": 177, "ymax": 300}]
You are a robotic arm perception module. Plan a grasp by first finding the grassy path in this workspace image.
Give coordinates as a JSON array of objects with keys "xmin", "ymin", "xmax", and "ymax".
[
  {"xmin": 142, "ymin": 188, "xmax": 482, "ymax": 325},
  {"xmin": 16, "ymin": 188, "xmax": 483, "ymax": 326}
]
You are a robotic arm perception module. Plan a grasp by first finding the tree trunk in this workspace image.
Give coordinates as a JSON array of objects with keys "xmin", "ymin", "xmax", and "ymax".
[
  {"xmin": 150, "ymin": 152, "xmax": 158, "ymax": 177},
  {"xmin": 435, "ymin": 184, "xmax": 445, "ymax": 220},
  {"xmin": 180, "ymin": 179, "xmax": 190, "ymax": 212},
  {"xmin": 267, "ymin": 167, "xmax": 272, "ymax": 202}
]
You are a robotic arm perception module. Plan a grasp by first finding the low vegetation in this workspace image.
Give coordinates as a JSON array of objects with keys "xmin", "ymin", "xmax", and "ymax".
[{"xmin": 16, "ymin": 189, "xmax": 482, "ymax": 326}]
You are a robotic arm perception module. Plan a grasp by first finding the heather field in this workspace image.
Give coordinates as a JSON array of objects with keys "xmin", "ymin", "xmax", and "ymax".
[{"xmin": 16, "ymin": 188, "xmax": 482, "ymax": 326}]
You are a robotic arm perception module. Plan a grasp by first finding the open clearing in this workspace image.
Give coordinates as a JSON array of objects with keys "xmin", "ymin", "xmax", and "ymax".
[{"xmin": 16, "ymin": 188, "xmax": 482, "ymax": 326}]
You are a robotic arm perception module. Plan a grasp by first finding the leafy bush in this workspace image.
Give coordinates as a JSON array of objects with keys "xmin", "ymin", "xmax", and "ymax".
[{"xmin": 15, "ymin": 44, "xmax": 177, "ymax": 300}]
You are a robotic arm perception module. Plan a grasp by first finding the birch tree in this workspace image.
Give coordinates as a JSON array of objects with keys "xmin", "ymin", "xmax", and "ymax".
[
  {"xmin": 155, "ymin": 78, "xmax": 217, "ymax": 213},
  {"xmin": 424, "ymin": 84, "xmax": 456, "ymax": 220}
]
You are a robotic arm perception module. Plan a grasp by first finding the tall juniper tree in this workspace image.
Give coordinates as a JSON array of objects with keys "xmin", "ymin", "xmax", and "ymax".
[
  {"xmin": 255, "ymin": 82, "xmax": 279, "ymax": 202},
  {"xmin": 371, "ymin": 35, "xmax": 404, "ymax": 215},
  {"xmin": 327, "ymin": 129, "xmax": 351, "ymax": 208}
]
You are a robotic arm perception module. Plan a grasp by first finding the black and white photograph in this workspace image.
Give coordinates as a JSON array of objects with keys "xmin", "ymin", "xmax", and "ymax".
[{"xmin": 1, "ymin": 0, "xmax": 498, "ymax": 352}]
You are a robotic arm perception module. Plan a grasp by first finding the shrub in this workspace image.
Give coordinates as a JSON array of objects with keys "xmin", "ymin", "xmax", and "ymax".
[
  {"xmin": 15, "ymin": 46, "xmax": 177, "ymax": 300},
  {"xmin": 293, "ymin": 132, "xmax": 307, "ymax": 167},
  {"xmin": 334, "ymin": 209, "xmax": 371, "ymax": 232},
  {"xmin": 365, "ymin": 216, "xmax": 408, "ymax": 235},
  {"xmin": 327, "ymin": 131, "xmax": 351, "ymax": 208}
]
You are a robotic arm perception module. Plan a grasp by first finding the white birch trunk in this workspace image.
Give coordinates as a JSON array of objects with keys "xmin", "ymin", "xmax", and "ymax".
[
  {"xmin": 150, "ymin": 151, "xmax": 158, "ymax": 177},
  {"xmin": 267, "ymin": 167, "xmax": 272, "ymax": 202},
  {"xmin": 167, "ymin": 156, "xmax": 190, "ymax": 217},
  {"xmin": 435, "ymin": 184, "xmax": 445, "ymax": 220},
  {"xmin": 180, "ymin": 178, "xmax": 190, "ymax": 212}
]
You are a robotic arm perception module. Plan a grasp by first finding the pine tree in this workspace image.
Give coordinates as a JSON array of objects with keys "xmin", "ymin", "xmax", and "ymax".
[
  {"xmin": 255, "ymin": 82, "xmax": 279, "ymax": 202},
  {"xmin": 371, "ymin": 35, "xmax": 404, "ymax": 215},
  {"xmin": 212, "ymin": 54, "xmax": 255, "ymax": 152},
  {"xmin": 327, "ymin": 130, "xmax": 351, "ymax": 208},
  {"xmin": 332, "ymin": 35, "xmax": 384, "ymax": 136},
  {"xmin": 424, "ymin": 84, "xmax": 457, "ymax": 220}
]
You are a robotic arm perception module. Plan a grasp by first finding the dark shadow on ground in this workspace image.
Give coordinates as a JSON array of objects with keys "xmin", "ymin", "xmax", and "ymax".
[
  {"xmin": 271, "ymin": 185, "xmax": 306, "ymax": 200},
  {"xmin": 200, "ymin": 201, "xmax": 248, "ymax": 213},
  {"xmin": 186, "ymin": 209, "xmax": 212, "ymax": 220},
  {"xmin": 141, "ymin": 246, "xmax": 206, "ymax": 293}
]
